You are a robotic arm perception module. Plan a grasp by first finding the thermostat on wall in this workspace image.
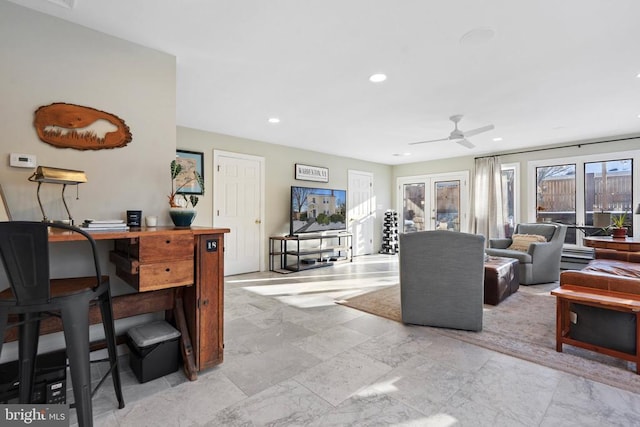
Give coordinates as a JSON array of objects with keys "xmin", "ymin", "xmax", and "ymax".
[{"xmin": 9, "ymin": 153, "xmax": 36, "ymax": 168}]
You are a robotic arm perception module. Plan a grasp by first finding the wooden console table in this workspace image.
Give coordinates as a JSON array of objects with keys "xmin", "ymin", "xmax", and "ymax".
[
  {"xmin": 584, "ymin": 236, "xmax": 640, "ymax": 252},
  {"xmin": 5, "ymin": 226, "xmax": 229, "ymax": 381},
  {"xmin": 551, "ymin": 284, "xmax": 640, "ymax": 374}
]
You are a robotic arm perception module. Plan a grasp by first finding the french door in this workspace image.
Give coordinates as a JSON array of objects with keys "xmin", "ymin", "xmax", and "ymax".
[{"xmin": 397, "ymin": 171, "xmax": 469, "ymax": 233}]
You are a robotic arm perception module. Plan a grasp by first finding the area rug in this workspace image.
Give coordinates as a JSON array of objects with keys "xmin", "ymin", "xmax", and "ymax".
[{"xmin": 337, "ymin": 285, "xmax": 640, "ymax": 394}]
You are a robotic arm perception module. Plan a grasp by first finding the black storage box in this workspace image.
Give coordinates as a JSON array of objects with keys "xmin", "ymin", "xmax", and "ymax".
[
  {"xmin": 127, "ymin": 321, "xmax": 181, "ymax": 383},
  {"xmin": 570, "ymin": 303, "xmax": 637, "ymax": 354}
]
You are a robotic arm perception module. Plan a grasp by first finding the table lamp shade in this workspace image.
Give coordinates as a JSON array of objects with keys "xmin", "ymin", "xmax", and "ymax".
[
  {"xmin": 30, "ymin": 166, "xmax": 87, "ymax": 184},
  {"xmin": 28, "ymin": 166, "xmax": 87, "ymax": 224}
]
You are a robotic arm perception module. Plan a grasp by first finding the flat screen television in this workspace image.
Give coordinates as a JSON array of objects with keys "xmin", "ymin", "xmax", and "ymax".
[{"xmin": 290, "ymin": 186, "xmax": 347, "ymax": 236}]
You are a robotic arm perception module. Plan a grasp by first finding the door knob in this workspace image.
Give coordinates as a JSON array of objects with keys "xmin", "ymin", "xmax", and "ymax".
[{"xmin": 255, "ymin": 219, "xmax": 261, "ymax": 224}]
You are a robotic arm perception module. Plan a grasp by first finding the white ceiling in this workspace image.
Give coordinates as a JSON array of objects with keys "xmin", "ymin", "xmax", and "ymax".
[{"xmin": 8, "ymin": 0, "xmax": 640, "ymax": 165}]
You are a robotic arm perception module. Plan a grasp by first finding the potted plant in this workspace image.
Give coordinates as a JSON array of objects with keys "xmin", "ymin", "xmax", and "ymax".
[
  {"xmin": 168, "ymin": 159, "xmax": 204, "ymax": 226},
  {"xmin": 609, "ymin": 213, "xmax": 627, "ymax": 238}
]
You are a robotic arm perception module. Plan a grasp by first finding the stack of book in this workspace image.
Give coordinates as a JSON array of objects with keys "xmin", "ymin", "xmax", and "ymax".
[{"xmin": 80, "ymin": 219, "xmax": 129, "ymax": 231}]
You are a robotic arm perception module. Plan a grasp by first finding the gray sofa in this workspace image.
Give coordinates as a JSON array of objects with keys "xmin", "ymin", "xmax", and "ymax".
[
  {"xmin": 399, "ymin": 230, "xmax": 485, "ymax": 331},
  {"xmin": 485, "ymin": 223, "xmax": 567, "ymax": 285}
]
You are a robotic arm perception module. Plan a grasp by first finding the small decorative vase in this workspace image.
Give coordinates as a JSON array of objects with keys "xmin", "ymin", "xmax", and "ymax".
[
  {"xmin": 169, "ymin": 208, "xmax": 196, "ymax": 227},
  {"xmin": 611, "ymin": 227, "xmax": 627, "ymax": 238}
]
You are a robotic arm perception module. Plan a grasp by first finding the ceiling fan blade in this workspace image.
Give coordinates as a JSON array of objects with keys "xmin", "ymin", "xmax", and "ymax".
[
  {"xmin": 408, "ymin": 137, "xmax": 450, "ymax": 145},
  {"xmin": 456, "ymin": 138, "xmax": 475, "ymax": 149},
  {"xmin": 462, "ymin": 124, "xmax": 494, "ymax": 138}
]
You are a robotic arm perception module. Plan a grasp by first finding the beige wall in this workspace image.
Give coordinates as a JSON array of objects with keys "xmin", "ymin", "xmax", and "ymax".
[
  {"xmin": 0, "ymin": 2, "xmax": 177, "ymax": 224},
  {"xmin": 0, "ymin": 3, "xmax": 394, "ymax": 276},
  {"xmin": 0, "ymin": 3, "xmax": 179, "ymax": 357},
  {"xmin": 2, "ymin": 2, "xmax": 638, "ymax": 271},
  {"xmin": 177, "ymin": 127, "xmax": 393, "ymax": 265}
]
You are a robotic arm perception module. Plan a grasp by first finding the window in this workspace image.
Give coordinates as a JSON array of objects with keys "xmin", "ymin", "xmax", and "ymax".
[
  {"xmin": 402, "ymin": 183, "xmax": 425, "ymax": 233},
  {"xmin": 529, "ymin": 151, "xmax": 638, "ymax": 247},
  {"xmin": 584, "ymin": 159, "xmax": 633, "ymax": 233},
  {"xmin": 535, "ymin": 163, "xmax": 577, "ymax": 243},
  {"xmin": 434, "ymin": 180, "xmax": 461, "ymax": 231},
  {"xmin": 501, "ymin": 163, "xmax": 519, "ymax": 238}
]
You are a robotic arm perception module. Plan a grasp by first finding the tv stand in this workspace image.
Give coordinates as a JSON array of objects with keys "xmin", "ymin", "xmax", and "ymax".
[{"xmin": 269, "ymin": 233, "xmax": 352, "ymax": 273}]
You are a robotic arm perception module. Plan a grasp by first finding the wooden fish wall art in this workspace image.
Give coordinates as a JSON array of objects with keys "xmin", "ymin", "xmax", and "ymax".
[{"xmin": 34, "ymin": 102, "xmax": 132, "ymax": 150}]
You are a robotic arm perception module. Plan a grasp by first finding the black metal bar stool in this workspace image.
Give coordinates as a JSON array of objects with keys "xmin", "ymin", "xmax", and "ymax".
[{"xmin": 0, "ymin": 221, "xmax": 124, "ymax": 427}]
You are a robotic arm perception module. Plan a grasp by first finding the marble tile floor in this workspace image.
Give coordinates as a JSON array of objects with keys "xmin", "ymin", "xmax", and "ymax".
[{"xmin": 76, "ymin": 254, "xmax": 640, "ymax": 426}]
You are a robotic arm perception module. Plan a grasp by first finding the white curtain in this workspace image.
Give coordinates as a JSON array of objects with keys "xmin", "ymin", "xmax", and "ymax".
[{"xmin": 471, "ymin": 156, "xmax": 505, "ymax": 242}]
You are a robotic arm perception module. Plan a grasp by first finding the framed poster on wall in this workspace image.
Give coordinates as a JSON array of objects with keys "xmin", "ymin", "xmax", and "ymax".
[
  {"xmin": 176, "ymin": 149, "xmax": 204, "ymax": 195},
  {"xmin": 295, "ymin": 163, "xmax": 329, "ymax": 183}
]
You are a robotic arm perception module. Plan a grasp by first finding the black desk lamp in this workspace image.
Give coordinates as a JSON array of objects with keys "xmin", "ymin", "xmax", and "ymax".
[{"xmin": 28, "ymin": 166, "xmax": 87, "ymax": 225}]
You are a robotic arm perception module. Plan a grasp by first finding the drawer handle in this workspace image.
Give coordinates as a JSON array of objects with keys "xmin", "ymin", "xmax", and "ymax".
[
  {"xmin": 166, "ymin": 240, "xmax": 171, "ymax": 244},
  {"xmin": 165, "ymin": 268, "xmax": 171, "ymax": 272}
]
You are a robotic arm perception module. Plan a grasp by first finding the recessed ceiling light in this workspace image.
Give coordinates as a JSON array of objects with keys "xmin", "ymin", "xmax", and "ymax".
[
  {"xmin": 636, "ymin": 72, "xmax": 640, "ymax": 78},
  {"xmin": 369, "ymin": 73, "xmax": 387, "ymax": 83},
  {"xmin": 492, "ymin": 137, "xmax": 503, "ymax": 142},
  {"xmin": 393, "ymin": 152, "xmax": 411, "ymax": 157},
  {"xmin": 268, "ymin": 117, "xmax": 280, "ymax": 124}
]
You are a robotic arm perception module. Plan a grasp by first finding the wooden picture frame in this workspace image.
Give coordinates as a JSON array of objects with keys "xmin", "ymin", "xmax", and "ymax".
[
  {"xmin": 176, "ymin": 149, "xmax": 204, "ymax": 195},
  {"xmin": 295, "ymin": 163, "xmax": 329, "ymax": 183}
]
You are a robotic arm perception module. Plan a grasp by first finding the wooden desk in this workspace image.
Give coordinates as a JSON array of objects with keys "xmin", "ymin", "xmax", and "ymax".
[
  {"xmin": 8, "ymin": 226, "xmax": 229, "ymax": 381},
  {"xmin": 551, "ymin": 285, "xmax": 640, "ymax": 374},
  {"xmin": 584, "ymin": 236, "xmax": 640, "ymax": 252}
]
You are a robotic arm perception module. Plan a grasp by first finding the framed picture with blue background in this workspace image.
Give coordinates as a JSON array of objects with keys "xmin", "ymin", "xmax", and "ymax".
[{"xmin": 176, "ymin": 149, "xmax": 204, "ymax": 195}]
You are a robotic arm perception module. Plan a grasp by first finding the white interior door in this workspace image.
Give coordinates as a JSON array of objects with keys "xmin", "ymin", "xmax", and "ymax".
[
  {"xmin": 348, "ymin": 170, "xmax": 374, "ymax": 256},
  {"xmin": 213, "ymin": 151, "xmax": 264, "ymax": 275}
]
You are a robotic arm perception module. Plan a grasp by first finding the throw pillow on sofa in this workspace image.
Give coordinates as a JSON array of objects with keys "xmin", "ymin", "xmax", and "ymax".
[{"xmin": 507, "ymin": 234, "xmax": 547, "ymax": 252}]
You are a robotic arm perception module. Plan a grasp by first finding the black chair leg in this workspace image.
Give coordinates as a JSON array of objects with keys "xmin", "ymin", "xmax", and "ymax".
[
  {"xmin": 0, "ymin": 310, "xmax": 7, "ymax": 363},
  {"xmin": 18, "ymin": 312, "xmax": 41, "ymax": 403},
  {"xmin": 61, "ymin": 304, "xmax": 93, "ymax": 427},
  {"xmin": 98, "ymin": 291, "xmax": 124, "ymax": 409}
]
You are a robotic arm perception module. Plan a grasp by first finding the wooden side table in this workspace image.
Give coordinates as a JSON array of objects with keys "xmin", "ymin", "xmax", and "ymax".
[{"xmin": 584, "ymin": 236, "xmax": 640, "ymax": 252}]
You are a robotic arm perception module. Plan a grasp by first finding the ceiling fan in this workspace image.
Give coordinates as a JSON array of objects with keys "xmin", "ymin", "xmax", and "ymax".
[{"xmin": 409, "ymin": 115, "xmax": 494, "ymax": 149}]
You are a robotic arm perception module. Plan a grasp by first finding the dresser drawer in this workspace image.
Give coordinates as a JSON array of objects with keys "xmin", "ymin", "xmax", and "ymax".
[
  {"xmin": 138, "ymin": 234, "xmax": 194, "ymax": 263},
  {"xmin": 138, "ymin": 260, "xmax": 194, "ymax": 292}
]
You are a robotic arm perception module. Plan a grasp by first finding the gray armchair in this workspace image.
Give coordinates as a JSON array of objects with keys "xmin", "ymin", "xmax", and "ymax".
[
  {"xmin": 399, "ymin": 230, "xmax": 485, "ymax": 331},
  {"xmin": 485, "ymin": 223, "xmax": 567, "ymax": 285}
]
